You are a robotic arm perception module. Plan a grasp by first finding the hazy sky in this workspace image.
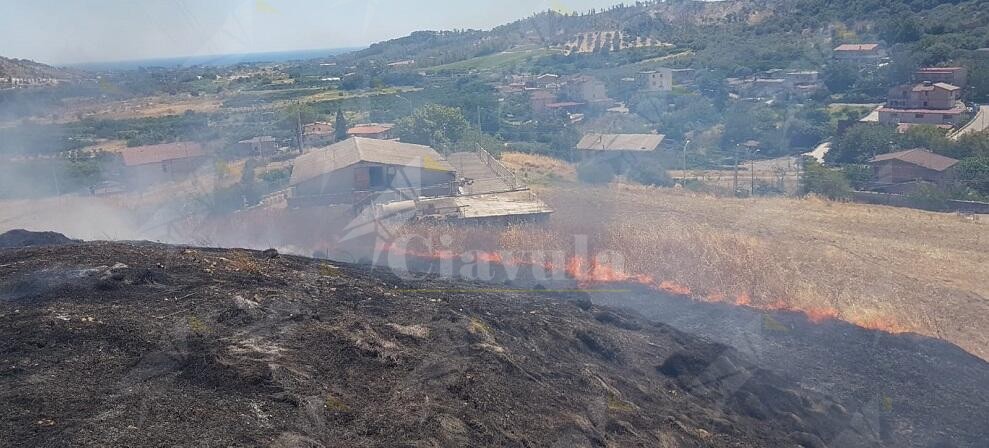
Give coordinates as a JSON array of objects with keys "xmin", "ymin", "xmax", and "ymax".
[{"xmin": 0, "ymin": 0, "xmax": 623, "ymax": 65}]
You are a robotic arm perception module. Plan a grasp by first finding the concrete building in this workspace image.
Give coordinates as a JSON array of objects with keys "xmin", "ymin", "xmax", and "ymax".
[
  {"xmin": 879, "ymin": 82, "xmax": 965, "ymax": 126},
  {"xmin": 563, "ymin": 76, "xmax": 610, "ymax": 104},
  {"xmin": 236, "ymin": 136, "xmax": 278, "ymax": 157},
  {"xmin": 915, "ymin": 67, "xmax": 968, "ymax": 89},
  {"xmin": 637, "ymin": 68, "xmax": 694, "ymax": 92},
  {"xmin": 119, "ymin": 142, "xmax": 207, "ymax": 188},
  {"xmin": 529, "ymin": 89, "xmax": 557, "ymax": 115},
  {"xmin": 833, "ymin": 43, "xmax": 884, "ymax": 64},
  {"xmin": 288, "ymin": 137, "xmax": 456, "ymax": 207}
]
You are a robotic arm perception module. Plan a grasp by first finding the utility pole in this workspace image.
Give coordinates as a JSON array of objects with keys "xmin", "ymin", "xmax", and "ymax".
[
  {"xmin": 732, "ymin": 143, "xmax": 740, "ymax": 194},
  {"xmin": 296, "ymin": 106, "xmax": 304, "ymax": 153},
  {"xmin": 750, "ymin": 156, "xmax": 756, "ymax": 194},
  {"xmin": 682, "ymin": 138, "xmax": 690, "ymax": 181}
]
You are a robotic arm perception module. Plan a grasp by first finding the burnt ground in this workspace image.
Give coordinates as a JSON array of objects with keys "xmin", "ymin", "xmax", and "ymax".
[
  {"xmin": 395, "ymin": 254, "xmax": 989, "ymax": 448},
  {"xmin": 0, "ymin": 236, "xmax": 896, "ymax": 448}
]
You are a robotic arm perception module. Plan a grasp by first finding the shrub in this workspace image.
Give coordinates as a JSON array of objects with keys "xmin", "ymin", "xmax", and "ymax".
[
  {"xmin": 628, "ymin": 163, "xmax": 674, "ymax": 187},
  {"xmin": 800, "ymin": 158, "xmax": 851, "ymax": 200},
  {"xmin": 576, "ymin": 160, "xmax": 616, "ymax": 184}
]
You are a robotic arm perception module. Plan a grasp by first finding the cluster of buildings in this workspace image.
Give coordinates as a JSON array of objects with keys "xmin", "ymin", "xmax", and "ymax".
[
  {"xmin": 0, "ymin": 76, "xmax": 62, "ymax": 88},
  {"xmin": 501, "ymin": 68, "xmax": 696, "ymax": 121},
  {"xmin": 727, "ymin": 69, "xmax": 823, "ymax": 100}
]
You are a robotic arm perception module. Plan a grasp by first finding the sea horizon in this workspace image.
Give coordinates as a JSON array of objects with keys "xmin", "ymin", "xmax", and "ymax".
[{"xmin": 66, "ymin": 47, "xmax": 365, "ymax": 71}]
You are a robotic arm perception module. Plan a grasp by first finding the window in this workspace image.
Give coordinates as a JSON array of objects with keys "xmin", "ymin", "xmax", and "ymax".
[
  {"xmin": 915, "ymin": 113, "xmax": 924, "ymax": 119},
  {"xmin": 368, "ymin": 166, "xmax": 385, "ymax": 188}
]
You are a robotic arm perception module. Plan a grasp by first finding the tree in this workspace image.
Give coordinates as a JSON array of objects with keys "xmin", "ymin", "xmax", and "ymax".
[
  {"xmin": 395, "ymin": 104, "xmax": 469, "ymax": 150},
  {"xmin": 801, "ymin": 157, "xmax": 852, "ymax": 200},
  {"xmin": 955, "ymin": 157, "xmax": 989, "ymax": 197},
  {"xmin": 822, "ymin": 62, "xmax": 860, "ymax": 94},
  {"xmin": 334, "ymin": 108, "xmax": 349, "ymax": 141},
  {"xmin": 827, "ymin": 124, "xmax": 896, "ymax": 164}
]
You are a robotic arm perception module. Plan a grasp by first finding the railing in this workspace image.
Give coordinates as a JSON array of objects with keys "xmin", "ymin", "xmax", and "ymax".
[{"xmin": 475, "ymin": 143, "xmax": 526, "ymax": 191}]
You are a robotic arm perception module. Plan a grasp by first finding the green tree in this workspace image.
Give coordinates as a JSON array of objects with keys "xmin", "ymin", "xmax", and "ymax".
[
  {"xmin": 801, "ymin": 157, "xmax": 852, "ymax": 200},
  {"xmin": 334, "ymin": 108, "xmax": 349, "ymax": 141},
  {"xmin": 395, "ymin": 104, "xmax": 469, "ymax": 150},
  {"xmin": 827, "ymin": 124, "xmax": 896, "ymax": 164},
  {"xmin": 822, "ymin": 62, "xmax": 860, "ymax": 93},
  {"xmin": 955, "ymin": 157, "xmax": 989, "ymax": 197}
]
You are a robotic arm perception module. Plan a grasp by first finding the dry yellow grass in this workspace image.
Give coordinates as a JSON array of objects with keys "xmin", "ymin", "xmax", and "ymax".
[{"xmin": 402, "ymin": 153, "xmax": 989, "ymax": 360}]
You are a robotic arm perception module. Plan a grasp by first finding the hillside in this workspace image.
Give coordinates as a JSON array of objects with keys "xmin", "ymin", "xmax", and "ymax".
[
  {"xmin": 0, "ymin": 56, "xmax": 77, "ymax": 81},
  {"xmin": 333, "ymin": 0, "xmax": 989, "ymax": 74},
  {"xmin": 2, "ymin": 232, "xmax": 987, "ymax": 446}
]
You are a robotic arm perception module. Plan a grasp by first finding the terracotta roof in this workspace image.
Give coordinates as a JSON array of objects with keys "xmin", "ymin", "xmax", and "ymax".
[
  {"xmin": 868, "ymin": 149, "xmax": 959, "ymax": 172},
  {"xmin": 834, "ymin": 43, "xmax": 880, "ymax": 52},
  {"xmin": 347, "ymin": 124, "xmax": 394, "ymax": 135},
  {"xmin": 120, "ymin": 142, "xmax": 205, "ymax": 167},
  {"xmin": 575, "ymin": 133, "xmax": 665, "ymax": 152},
  {"xmin": 290, "ymin": 137, "xmax": 454, "ymax": 186},
  {"xmin": 933, "ymin": 82, "xmax": 960, "ymax": 91}
]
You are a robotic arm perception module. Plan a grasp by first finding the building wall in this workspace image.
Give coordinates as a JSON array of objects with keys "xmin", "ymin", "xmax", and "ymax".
[
  {"xmin": 292, "ymin": 163, "xmax": 455, "ymax": 204},
  {"xmin": 125, "ymin": 156, "xmax": 207, "ymax": 188},
  {"xmin": 878, "ymin": 109, "xmax": 962, "ymax": 125},
  {"xmin": 915, "ymin": 68, "xmax": 967, "ymax": 88},
  {"xmin": 872, "ymin": 160, "xmax": 944, "ymax": 184}
]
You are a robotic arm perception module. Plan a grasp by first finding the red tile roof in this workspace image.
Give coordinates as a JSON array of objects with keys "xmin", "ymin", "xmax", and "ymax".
[{"xmin": 120, "ymin": 142, "xmax": 205, "ymax": 167}]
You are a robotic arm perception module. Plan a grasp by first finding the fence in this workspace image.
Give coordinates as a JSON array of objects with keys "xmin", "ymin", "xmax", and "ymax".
[{"xmin": 852, "ymin": 191, "xmax": 989, "ymax": 214}]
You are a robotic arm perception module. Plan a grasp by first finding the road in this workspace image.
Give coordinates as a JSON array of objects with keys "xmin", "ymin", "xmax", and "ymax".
[{"xmin": 951, "ymin": 105, "xmax": 989, "ymax": 140}]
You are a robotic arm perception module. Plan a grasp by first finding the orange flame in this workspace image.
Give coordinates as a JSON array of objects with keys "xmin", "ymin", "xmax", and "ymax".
[{"xmin": 378, "ymin": 245, "xmax": 909, "ymax": 334}]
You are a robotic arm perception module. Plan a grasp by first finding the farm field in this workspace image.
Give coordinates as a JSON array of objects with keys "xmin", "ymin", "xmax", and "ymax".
[{"xmin": 441, "ymin": 153, "xmax": 989, "ymax": 360}]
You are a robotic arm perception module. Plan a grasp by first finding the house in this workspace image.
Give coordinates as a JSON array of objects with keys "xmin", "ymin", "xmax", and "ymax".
[
  {"xmin": 574, "ymin": 133, "xmax": 666, "ymax": 171},
  {"xmin": 529, "ymin": 89, "xmax": 557, "ymax": 115},
  {"xmin": 236, "ymin": 136, "xmax": 277, "ymax": 156},
  {"xmin": 576, "ymin": 133, "xmax": 666, "ymax": 153},
  {"xmin": 915, "ymin": 67, "xmax": 968, "ymax": 89},
  {"xmin": 637, "ymin": 68, "xmax": 694, "ymax": 92},
  {"xmin": 879, "ymin": 82, "xmax": 965, "ymax": 126},
  {"xmin": 563, "ymin": 76, "xmax": 610, "ymax": 104},
  {"xmin": 347, "ymin": 123, "xmax": 395, "ymax": 140},
  {"xmin": 833, "ymin": 43, "xmax": 883, "ymax": 63},
  {"xmin": 303, "ymin": 121, "xmax": 335, "ymax": 147},
  {"xmin": 533, "ymin": 73, "xmax": 560, "ymax": 88},
  {"xmin": 387, "ymin": 59, "xmax": 415, "ymax": 67},
  {"xmin": 886, "ymin": 82, "xmax": 960, "ymax": 110},
  {"xmin": 288, "ymin": 137, "xmax": 456, "ymax": 208},
  {"xmin": 119, "ymin": 142, "xmax": 207, "ymax": 187},
  {"xmin": 304, "ymin": 122, "xmax": 334, "ymax": 135},
  {"xmin": 868, "ymin": 148, "xmax": 959, "ymax": 191}
]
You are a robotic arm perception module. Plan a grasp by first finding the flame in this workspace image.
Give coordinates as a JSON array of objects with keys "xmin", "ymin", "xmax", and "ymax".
[
  {"xmin": 734, "ymin": 293, "xmax": 752, "ymax": 306},
  {"xmin": 378, "ymin": 245, "xmax": 909, "ymax": 334}
]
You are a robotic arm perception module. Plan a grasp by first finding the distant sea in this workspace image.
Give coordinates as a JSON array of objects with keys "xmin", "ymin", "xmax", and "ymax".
[{"xmin": 68, "ymin": 47, "xmax": 364, "ymax": 71}]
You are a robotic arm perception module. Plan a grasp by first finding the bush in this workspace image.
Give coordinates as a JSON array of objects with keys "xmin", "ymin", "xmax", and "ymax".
[
  {"xmin": 800, "ymin": 158, "xmax": 851, "ymax": 200},
  {"xmin": 576, "ymin": 160, "xmax": 616, "ymax": 184},
  {"xmin": 628, "ymin": 163, "xmax": 674, "ymax": 187},
  {"xmin": 907, "ymin": 184, "xmax": 952, "ymax": 211}
]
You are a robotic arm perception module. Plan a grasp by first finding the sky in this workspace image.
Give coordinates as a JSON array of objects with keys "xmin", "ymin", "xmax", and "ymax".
[{"xmin": 0, "ymin": 0, "xmax": 625, "ymax": 65}]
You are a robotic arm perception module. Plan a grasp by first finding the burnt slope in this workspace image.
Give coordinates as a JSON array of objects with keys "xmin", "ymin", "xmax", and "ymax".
[{"xmin": 0, "ymin": 238, "xmax": 880, "ymax": 447}]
